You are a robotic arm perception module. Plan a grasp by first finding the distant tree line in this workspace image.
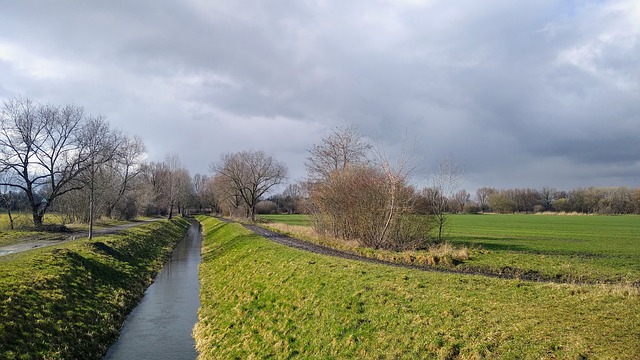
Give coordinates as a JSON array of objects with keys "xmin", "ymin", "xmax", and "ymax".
[
  {"xmin": 257, "ymin": 186, "xmax": 640, "ymax": 217},
  {"xmin": 466, "ymin": 187, "xmax": 640, "ymax": 215}
]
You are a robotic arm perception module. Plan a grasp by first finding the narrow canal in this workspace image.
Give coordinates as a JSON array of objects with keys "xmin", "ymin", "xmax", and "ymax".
[{"xmin": 104, "ymin": 220, "xmax": 202, "ymax": 360}]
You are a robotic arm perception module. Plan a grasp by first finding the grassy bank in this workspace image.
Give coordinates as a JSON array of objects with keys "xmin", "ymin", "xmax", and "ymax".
[
  {"xmin": 195, "ymin": 216, "xmax": 639, "ymax": 359},
  {"xmin": 0, "ymin": 217, "xmax": 190, "ymax": 359},
  {"xmin": 260, "ymin": 214, "xmax": 640, "ymax": 285}
]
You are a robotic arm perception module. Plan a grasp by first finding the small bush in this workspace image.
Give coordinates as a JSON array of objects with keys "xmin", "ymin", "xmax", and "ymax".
[
  {"xmin": 39, "ymin": 224, "xmax": 71, "ymax": 233},
  {"xmin": 463, "ymin": 203, "xmax": 481, "ymax": 214},
  {"xmin": 255, "ymin": 200, "xmax": 278, "ymax": 215}
]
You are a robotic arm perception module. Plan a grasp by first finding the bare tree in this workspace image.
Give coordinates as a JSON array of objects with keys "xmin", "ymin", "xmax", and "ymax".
[
  {"xmin": 488, "ymin": 191, "xmax": 516, "ymax": 214},
  {"xmin": 280, "ymin": 183, "xmax": 304, "ymax": 214},
  {"xmin": 174, "ymin": 168, "xmax": 194, "ymax": 216},
  {"xmin": 0, "ymin": 97, "xmax": 93, "ymax": 228},
  {"xmin": 103, "ymin": 135, "xmax": 146, "ymax": 218},
  {"xmin": 538, "ymin": 187, "xmax": 556, "ymax": 211},
  {"xmin": 161, "ymin": 154, "xmax": 189, "ymax": 219},
  {"xmin": 305, "ymin": 126, "xmax": 370, "ymax": 181},
  {"xmin": 212, "ymin": 150, "xmax": 287, "ymax": 221},
  {"xmin": 371, "ymin": 139, "xmax": 419, "ymax": 247},
  {"xmin": 200, "ymin": 176, "xmax": 220, "ymax": 213},
  {"xmin": 193, "ymin": 174, "xmax": 208, "ymax": 213},
  {"xmin": 633, "ymin": 188, "xmax": 640, "ymax": 214},
  {"xmin": 0, "ymin": 172, "xmax": 23, "ymax": 229},
  {"xmin": 80, "ymin": 115, "xmax": 120, "ymax": 238},
  {"xmin": 308, "ymin": 133, "xmax": 431, "ymax": 250},
  {"xmin": 211, "ymin": 174, "xmax": 242, "ymax": 216},
  {"xmin": 476, "ymin": 187, "xmax": 496, "ymax": 212},
  {"xmin": 430, "ymin": 156, "xmax": 464, "ymax": 242},
  {"xmin": 453, "ymin": 189, "xmax": 470, "ymax": 213}
]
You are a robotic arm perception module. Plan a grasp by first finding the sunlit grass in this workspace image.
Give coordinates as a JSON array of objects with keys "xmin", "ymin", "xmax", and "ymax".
[{"xmin": 195, "ymin": 216, "xmax": 640, "ymax": 359}]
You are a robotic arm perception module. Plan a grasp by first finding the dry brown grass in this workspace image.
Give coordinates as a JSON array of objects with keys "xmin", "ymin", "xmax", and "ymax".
[
  {"xmin": 533, "ymin": 211, "xmax": 593, "ymax": 216},
  {"xmin": 264, "ymin": 223, "xmax": 470, "ymax": 268}
]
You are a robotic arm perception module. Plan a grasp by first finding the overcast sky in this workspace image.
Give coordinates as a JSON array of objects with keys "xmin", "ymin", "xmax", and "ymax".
[{"xmin": 1, "ymin": 0, "xmax": 639, "ymax": 193}]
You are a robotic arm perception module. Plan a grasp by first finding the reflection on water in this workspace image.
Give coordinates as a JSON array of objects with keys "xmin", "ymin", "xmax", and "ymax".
[{"xmin": 104, "ymin": 221, "xmax": 202, "ymax": 360}]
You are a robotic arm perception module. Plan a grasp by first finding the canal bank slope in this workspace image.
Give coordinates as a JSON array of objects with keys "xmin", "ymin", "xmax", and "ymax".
[
  {"xmin": 0, "ymin": 218, "xmax": 190, "ymax": 360},
  {"xmin": 193, "ymin": 216, "xmax": 639, "ymax": 359}
]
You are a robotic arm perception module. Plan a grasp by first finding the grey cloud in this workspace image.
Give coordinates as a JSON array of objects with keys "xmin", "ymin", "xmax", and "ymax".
[{"xmin": 1, "ymin": 0, "xmax": 638, "ymax": 192}]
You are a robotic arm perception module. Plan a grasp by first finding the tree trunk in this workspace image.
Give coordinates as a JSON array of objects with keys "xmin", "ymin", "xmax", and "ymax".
[
  {"xmin": 89, "ymin": 182, "xmax": 94, "ymax": 239},
  {"xmin": 32, "ymin": 209, "xmax": 43, "ymax": 228},
  {"xmin": 7, "ymin": 208, "xmax": 14, "ymax": 230},
  {"xmin": 105, "ymin": 202, "xmax": 114, "ymax": 219}
]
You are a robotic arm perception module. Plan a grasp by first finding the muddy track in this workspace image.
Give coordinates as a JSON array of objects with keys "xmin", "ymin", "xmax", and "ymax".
[{"xmin": 241, "ymin": 223, "xmax": 639, "ymax": 288}]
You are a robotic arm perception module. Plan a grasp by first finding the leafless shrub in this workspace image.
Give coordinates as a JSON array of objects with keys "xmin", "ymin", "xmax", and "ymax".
[{"xmin": 306, "ymin": 127, "xmax": 433, "ymax": 250}]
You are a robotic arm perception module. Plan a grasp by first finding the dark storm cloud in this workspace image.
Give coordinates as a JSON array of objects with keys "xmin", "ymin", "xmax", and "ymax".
[{"xmin": 1, "ymin": 0, "xmax": 638, "ymax": 190}]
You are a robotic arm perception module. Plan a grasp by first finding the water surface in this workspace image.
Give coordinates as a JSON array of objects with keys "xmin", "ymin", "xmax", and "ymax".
[{"xmin": 104, "ymin": 221, "xmax": 202, "ymax": 360}]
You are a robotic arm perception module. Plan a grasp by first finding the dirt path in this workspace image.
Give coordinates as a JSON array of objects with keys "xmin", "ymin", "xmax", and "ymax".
[
  {"xmin": 243, "ymin": 224, "xmax": 463, "ymax": 275},
  {"xmin": 0, "ymin": 219, "xmax": 162, "ymax": 257},
  {"xmin": 242, "ymin": 223, "xmax": 639, "ymax": 287}
]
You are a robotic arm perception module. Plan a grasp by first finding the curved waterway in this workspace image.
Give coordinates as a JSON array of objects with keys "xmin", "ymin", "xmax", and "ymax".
[{"xmin": 104, "ymin": 221, "xmax": 202, "ymax": 360}]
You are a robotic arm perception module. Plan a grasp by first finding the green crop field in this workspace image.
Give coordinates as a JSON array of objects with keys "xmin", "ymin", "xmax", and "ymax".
[
  {"xmin": 259, "ymin": 213, "xmax": 640, "ymax": 284},
  {"xmin": 195, "ymin": 216, "xmax": 640, "ymax": 359},
  {"xmin": 446, "ymin": 214, "xmax": 640, "ymax": 284}
]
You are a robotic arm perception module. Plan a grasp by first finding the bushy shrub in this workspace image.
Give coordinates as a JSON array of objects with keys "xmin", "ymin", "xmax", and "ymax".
[
  {"xmin": 255, "ymin": 200, "xmax": 278, "ymax": 214},
  {"xmin": 309, "ymin": 166, "xmax": 432, "ymax": 250},
  {"xmin": 385, "ymin": 214, "xmax": 433, "ymax": 251}
]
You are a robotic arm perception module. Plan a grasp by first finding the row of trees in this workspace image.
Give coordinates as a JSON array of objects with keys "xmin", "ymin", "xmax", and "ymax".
[
  {"xmin": 0, "ymin": 97, "xmax": 219, "ymax": 235},
  {"xmin": 0, "ymin": 97, "xmax": 148, "ymax": 236}
]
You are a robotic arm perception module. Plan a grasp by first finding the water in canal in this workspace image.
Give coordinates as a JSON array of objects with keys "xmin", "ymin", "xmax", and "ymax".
[{"xmin": 104, "ymin": 221, "xmax": 202, "ymax": 360}]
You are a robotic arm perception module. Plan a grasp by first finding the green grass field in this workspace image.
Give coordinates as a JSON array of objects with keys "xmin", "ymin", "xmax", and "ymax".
[
  {"xmin": 195, "ymin": 216, "xmax": 640, "ymax": 359},
  {"xmin": 259, "ymin": 213, "xmax": 640, "ymax": 284}
]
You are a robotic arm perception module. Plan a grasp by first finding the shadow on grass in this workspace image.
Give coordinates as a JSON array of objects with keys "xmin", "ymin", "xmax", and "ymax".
[{"xmin": 452, "ymin": 240, "xmax": 611, "ymax": 259}]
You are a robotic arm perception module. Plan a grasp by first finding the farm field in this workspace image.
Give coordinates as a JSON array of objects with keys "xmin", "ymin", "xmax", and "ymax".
[
  {"xmin": 259, "ymin": 214, "xmax": 640, "ymax": 284},
  {"xmin": 195, "ymin": 216, "xmax": 640, "ymax": 359}
]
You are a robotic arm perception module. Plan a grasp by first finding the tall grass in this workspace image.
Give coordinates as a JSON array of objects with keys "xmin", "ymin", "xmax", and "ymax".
[{"xmin": 266, "ymin": 222, "xmax": 469, "ymax": 267}]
